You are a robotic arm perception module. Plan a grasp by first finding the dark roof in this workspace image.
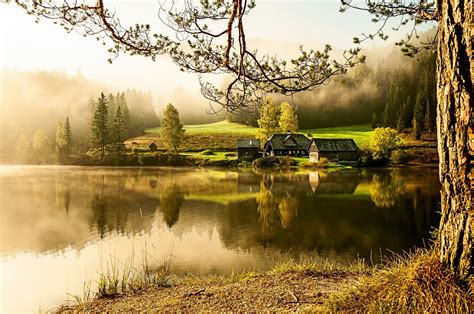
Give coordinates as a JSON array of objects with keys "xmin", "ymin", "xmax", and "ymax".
[
  {"xmin": 237, "ymin": 138, "xmax": 260, "ymax": 148},
  {"xmin": 309, "ymin": 138, "xmax": 359, "ymax": 152},
  {"xmin": 149, "ymin": 142, "xmax": 157, "ymax": 147},
  {"xmin": 265, "ymin": 133, "xmax": 310, "ymax": 150}
]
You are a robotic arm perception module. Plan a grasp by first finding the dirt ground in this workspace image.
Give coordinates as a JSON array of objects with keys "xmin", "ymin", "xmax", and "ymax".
[{"xmin": 63, "ymin": 271, "xmax": 356, "ymax": 312}]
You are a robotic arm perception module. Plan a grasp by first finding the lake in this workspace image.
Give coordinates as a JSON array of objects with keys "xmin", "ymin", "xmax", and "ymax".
[{"xmin": 0, "ymin": 166, "xmax": 440, "ymax": 312}]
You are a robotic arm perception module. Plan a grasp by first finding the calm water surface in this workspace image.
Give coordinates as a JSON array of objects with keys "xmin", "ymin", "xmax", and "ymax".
[{"xmin": 0, "ymin": 166, "xmax": 440, "ymax": 312}]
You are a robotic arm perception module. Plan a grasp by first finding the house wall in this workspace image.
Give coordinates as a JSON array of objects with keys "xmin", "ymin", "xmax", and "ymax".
[
  {"xmin": 337, "ymin": 151, "xmax": 359, "ymax": 161},
  {"xmin": 238, "ymin": 148, "xmax": 259, "ymax": 160}
]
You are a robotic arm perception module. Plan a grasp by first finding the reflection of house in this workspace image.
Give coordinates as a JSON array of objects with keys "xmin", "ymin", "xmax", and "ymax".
[
  {"xmin": 308, "ymin": 138, "xmax": 359, "ymax": 162},
  {"xmin": 149, "ymin": 142, "xmax": 158, "ymax": 152},
  {"xmin": 237, "ymin": 139, "xmax": 260, "ymax": 160},
  {"xmin": 264, "ymin": 133, "xmax": 310, "ymax": 156},
  {"xmin": 308, "ymin": 172, "xmax": 320, "ymax": 193}
]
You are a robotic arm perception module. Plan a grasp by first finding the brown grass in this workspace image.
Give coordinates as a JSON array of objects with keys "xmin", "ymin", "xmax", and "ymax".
[{"xmin": 320, "ymin": 249, "xmax": 473, "ymax": 313}]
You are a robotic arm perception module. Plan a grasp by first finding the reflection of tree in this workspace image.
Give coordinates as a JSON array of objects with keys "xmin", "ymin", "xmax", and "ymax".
[
  {"xmin": 256, "ymin": 179, "xmax": 299, "ymax": 233},
  {"xmin": 256, "ymin": 181, "xmax": 280, "ymax": 234},
  {"xmin": 55, "ymin": 178, "xmax": 71, "ymax": 213},
  {"xmin": 369, "ymin": 171, "xmax": 405, "ymax": 208},
  {"xmin": 90, "ymin": 193, "xmax": 108, "ymax": 239},
  {"xmin": 279, "ymin": 194, "xmax": 298, "ymax": 229},
  {"xmin": 159, "ymin": 183, "xmax": 185, "ymax": 228}
]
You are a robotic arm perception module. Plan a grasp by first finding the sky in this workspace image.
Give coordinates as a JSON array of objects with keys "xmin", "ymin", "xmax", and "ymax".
[{"xmin": 0, "ymin": 0, "xmax": 432, "ymax": 103}]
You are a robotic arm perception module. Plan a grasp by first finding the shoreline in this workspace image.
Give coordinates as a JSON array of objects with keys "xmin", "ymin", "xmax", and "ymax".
[{"xmin": 59, "ymin": 249, "xmax": 472, "ymax": 313}]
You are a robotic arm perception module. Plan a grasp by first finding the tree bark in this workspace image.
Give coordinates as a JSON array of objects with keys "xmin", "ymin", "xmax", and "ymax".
[{"xmin": 437, "ymin": 0, "xmax": 473, "ymax": 281}]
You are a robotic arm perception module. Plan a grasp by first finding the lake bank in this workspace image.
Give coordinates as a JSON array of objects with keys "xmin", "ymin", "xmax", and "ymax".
[{"xmin": 61, "ymin": 249, "xmax": 472, "ymax": 313}]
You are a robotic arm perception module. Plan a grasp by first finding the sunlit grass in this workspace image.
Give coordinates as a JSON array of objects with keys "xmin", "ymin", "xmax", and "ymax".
[
  {"xmin": 186, "ymin": 192, "xmax": 257, "ymax": 205},
  {"xmin": 303, "ymin": 124, "xmax": 374, "ymax": 147},
  {"xmin": 146, "ymin": 120, "xmax": 257, "ymax": 135},
  {"xmin": 145, "ymin": 120, "xmax": 373, "ymax": 148},
  {"xmin": 319, "ymin": 248, "xmax": 473, "ymax": 313}
]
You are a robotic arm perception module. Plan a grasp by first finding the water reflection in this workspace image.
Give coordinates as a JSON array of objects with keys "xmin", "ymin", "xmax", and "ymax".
[
  {"xmin": 0, "ymin": 167, "xmax": 440, "ymax": 258},
  {"xmin": 0, "ymin": 166, "xmax": 440, "ymax": 311},
  {"xmin": 159, "ymin": 183, "xmax": 185, "ymax": 227}
]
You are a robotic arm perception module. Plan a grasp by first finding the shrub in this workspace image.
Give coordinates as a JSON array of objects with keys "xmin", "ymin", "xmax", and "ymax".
[
  {"xmin": 252, "ymin": 156, "xmax": 295, "ymax": 169},
  {"xmin": 300, "ymin": 157, "xmax": 329, "ymax": 168},
  {"xmin": 369, "ymin": 128, "xmax": 403, "ymax": 160},
  {"xmin": 359, "ymin": 147, "xmax": 388, "ymax": 167}
]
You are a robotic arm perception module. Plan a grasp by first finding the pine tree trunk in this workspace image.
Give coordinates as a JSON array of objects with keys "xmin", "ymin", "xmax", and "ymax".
[{"xmin": 436, "ymin": 0, "xmax": 473, "ymax": 281}]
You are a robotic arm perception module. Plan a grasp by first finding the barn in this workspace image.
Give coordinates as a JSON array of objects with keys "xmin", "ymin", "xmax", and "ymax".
[
  {"xmin": 308, "ymin": 138, "xmax": 359, "ymax": 162},
  {"xmin": 263, "ymin": 133, "xmax": 310, "ymax": 156},
  {"xmin": 237, "ymin": 139, "xmax": 260, "ymax": 160}
]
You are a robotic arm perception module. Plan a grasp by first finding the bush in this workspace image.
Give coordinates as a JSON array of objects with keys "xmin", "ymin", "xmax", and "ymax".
[
  {"xmin": 300, "ymin": 157, "xmax": 329, "ymax": 168},
  {"xmin": 359, "ymin": 147, "xmax": 388, "ymax": 167},
  {"xmin": 200, "ymin": 149, "xmax": 216, "ymax": 155},
  {"xmin": 390, "ymin": 149, "xmax": 408, "ymax": 165},
  {"xmin": 252, "ymin": 156, "xmax": 295, "ymax": 169},
  {"xmin": 369, "ymin": 128, "xmax": 403, "ymax": 160}
]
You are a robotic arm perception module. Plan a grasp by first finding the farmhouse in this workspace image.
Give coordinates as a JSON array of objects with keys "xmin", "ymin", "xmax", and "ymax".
[
  {"xmin": 237, "ymin": 138, "xmax": 260, "ymax": 160},
  {"xmin": 263, "ymin": 133, "xmax": 310, "ymax": 156},
  {"xmin": 308, "ymin": 138, "xmax": 359, "ymax": 162}
]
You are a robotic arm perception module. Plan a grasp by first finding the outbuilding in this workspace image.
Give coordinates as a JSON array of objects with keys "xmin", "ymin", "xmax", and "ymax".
[
  {"xmin": 308, "ymin": 138, "xmax": 359, "ymax": 162},
  {"xmin": 237, "ymin": 139, "xmax": 260, "ymax": 160},
  {"xmin": 148, "ymin": 142, "xmax": 158, "ymax": 152}
]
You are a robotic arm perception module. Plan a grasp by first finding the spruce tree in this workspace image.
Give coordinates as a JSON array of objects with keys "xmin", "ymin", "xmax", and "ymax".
[
  {"xmin": 112, "ymin": 105, "xmax": 126, "ymax": 155},
  {"xmin": 64, "ymin": 116, "xmax": 72, "ymax": 159},
  {"xmin": 161, "ymin": 103, "xmax": 185, "ymax": 154},
  {"xmin": 413, "ymin": 91, "xmax": 425, "ymax": 140},
  {"xmin": 371, "ymin": 112, "xmax": 378, "ymax": 128},
  {"xmin": 107, "ymin": 93, "xmax": 116, "ymax": 133},
  {"xmin": 119, "ymin": 92, "xmax": 130, "ymax": 138},
  {"xmin": 55, "ymin": 121, "xmax": 66, "ymax": 163},
  {"xmin": 91, "ymin": 93, "xmax": 109, "ymax": 159},
  {"xmin": 278, "ymin": 102, "xmax": 298, "ymax": 133}
]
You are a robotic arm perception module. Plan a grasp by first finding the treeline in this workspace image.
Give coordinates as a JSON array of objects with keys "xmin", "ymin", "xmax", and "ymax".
[
  {"xmin": 0, "ymin": 70, "xmax": 159, "ymax": 161},
  {"xmin": 375, "ymin": 50, "xmax": 436, "ymax": 138}
]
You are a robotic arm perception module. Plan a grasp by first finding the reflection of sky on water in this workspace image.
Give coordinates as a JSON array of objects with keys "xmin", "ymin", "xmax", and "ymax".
[{"xmin": 0, "ymin": 166, "xmax": 440, "ymax": 312}]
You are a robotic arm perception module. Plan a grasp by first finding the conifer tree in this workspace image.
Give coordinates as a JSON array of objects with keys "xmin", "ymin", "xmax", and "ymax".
[
  {"xmin": 55, "ymin": 121, "xmax": 66, "ymax": 163},
  {"xmin": 413, "ymin": 91, "xmax": 425, "ymax": 140},
  {"xmin": 64, "ymin": 116, "xmax": 72, "ymax": 159},
  {"xmin": 119, "ymin": 92, "xmax": 130, "ymax": 139},
  {"xmin": 91, "ymin": 93, "xmax": 109, "ymax": 159},
  {"xmin": 161, "ymin": 103, "xmax": 185, "ymax": 155},
  {"xmin": 107, "ymin": 93, "xmax": 116, "ymax": 133},
  {"xmin": 112, "ymin": 105, "xmax": 126, "ymax": 155},
  {"xmin": 371, "ymin": 113, "xmax": 378, "ymax": 129},
  {"xmin": 257, "ymin": 97, "xmax": 281, "ymax": 143},
  {"xmin": 278, "ymin": 102, "xmax": 298, "ymax": 133}
]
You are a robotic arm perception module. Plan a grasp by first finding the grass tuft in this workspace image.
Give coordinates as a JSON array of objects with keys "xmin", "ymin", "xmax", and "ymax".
[{"xmin": 323, "ymin": 249, "xmax": 473, "ymax": 313}]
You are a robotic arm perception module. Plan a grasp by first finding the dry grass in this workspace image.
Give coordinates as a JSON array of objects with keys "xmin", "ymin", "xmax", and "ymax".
[{"xmin": 320, "ymin": 249, "xmax": 473, "ymax": 313}]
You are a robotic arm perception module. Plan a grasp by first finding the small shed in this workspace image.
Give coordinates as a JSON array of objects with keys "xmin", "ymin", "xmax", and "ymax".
[
  {"xmin": 308, "ymin": 138, "xmax": 359, "ymax": 162},
  {"xmin": 149, "ymin": 142, "xmax": 158, "ymax": 152},
  {"xmin": 237, "ymin": 139, "xmax": 260, "ymax": 160},
  {"xmin": 263, "ymin": 133, "xmax": 310, "ymax": 156}
]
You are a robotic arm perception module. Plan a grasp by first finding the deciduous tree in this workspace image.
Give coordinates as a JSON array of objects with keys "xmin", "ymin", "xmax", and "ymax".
[
  {"xmin": 161, "ymin": 103, "xmax": 185, "ymax": 154},
  {"xmin": 279, "ymin": 102, "xmax": 298, "ymax": 133}
]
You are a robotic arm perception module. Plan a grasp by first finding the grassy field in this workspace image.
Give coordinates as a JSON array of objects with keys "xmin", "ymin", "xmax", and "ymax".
[
  {"xmin": 138, "ymin": 121, "xmax": 374, "ymax": 151},
  {"xmin": 146, "ymin": 120, "xmax": 257, "ymax": 135}
]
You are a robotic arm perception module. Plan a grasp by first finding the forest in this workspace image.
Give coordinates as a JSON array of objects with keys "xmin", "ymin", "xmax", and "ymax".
[{"xmin": 0, "ymin": 69, "xmax": 158, "ymax": 162}]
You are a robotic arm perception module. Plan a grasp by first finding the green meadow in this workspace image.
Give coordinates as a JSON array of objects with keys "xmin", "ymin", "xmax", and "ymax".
[{"xmin": 144, "ymin": 121, "xmax": 374, "ymax": 148}]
